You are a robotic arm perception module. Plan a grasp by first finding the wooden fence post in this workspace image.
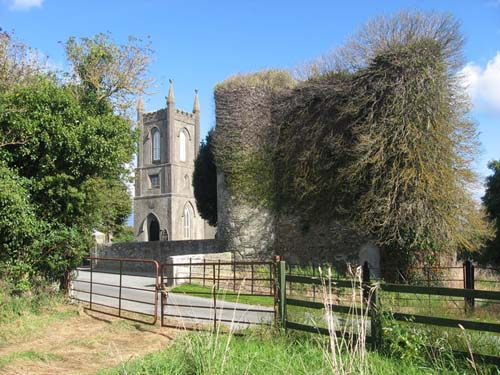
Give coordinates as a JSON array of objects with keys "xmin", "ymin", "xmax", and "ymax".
[
  {"xmin": 233, "ymin": 258, "xmax": 236, "ymax": 292},
  {"xmin": 217, "ymin": 260, "xmax": 221, "ymax": 290},
  {"xmin": 464, "ymin": 259, "xmax": 475, "ymax": 312},
  {"xmin": 212, "ymin": 263, "xmax": 217, "ymax": 332},
  {"xmin": 370, "ymin": 286, "xmax": 382, "ymax": 351},
  {"xmin": 362, "ymin": 261, "xmax": 370, "ymax": 302},
  {"xmin": 277, "ymin": 258, "xmax": 287, "ymax": 329},
  {"xmin": 189, "ymin": 258, "xmax": 192, "ymax": 285},
  {"xmin": 203, "ymin": 259, "xmax": 206, "ymax": 287},
  {"xmin": 363, "ymin": 261, "xmax": 382, "ymax": 350}
]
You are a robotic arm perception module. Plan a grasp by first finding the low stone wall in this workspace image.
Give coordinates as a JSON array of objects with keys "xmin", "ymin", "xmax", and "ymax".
[
  {"xmin": 164, "ymin": 252, "xmax": 233, "ymax": 286},
  {"xmin": 92, "ymin": 239, "xmax": 223, "ymax": 274},
  {"xmin": 276, "ymin": 214, "xmax": 380, "ymax": 277}
]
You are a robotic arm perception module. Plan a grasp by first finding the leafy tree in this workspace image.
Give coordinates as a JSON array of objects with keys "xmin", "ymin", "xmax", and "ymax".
[
  {"xmin": 0, "ymin": 77, "xmax": 134, "ymax": 288},
  {"xmin": 483, "ymin": 160, "xmax": 500, "ymax": 262},
  {"xmin": 0, "ymin": 162, "xmax": 91, "ymax": 290},
  {"xmin": 84, "ymin": 178, "xmax": 132, "ymax": 236},
  {"xmin": 1, "ymin": 77, "xmax": 133, "ymax": 222},
  {"xmin": 0, "ymin": 163, "xmax": 41, "ymax": 290},
  {"xmin": 0, "ymin": 32, "xmax": 150, "ymax": 290},
  {"xmin": 193, "ymin": 131, "xmax": 217, "ymax": 226},
  {"xmin": 0, "ymin": 30, "xmax": 46, "ymax": 152},
  {"xmin": 112, "ymin": 226, "xmax": 135, "ymax": 243},
  {"xmin": 65, "ymin": 33, "xmax": 153, "ymax": 114}
]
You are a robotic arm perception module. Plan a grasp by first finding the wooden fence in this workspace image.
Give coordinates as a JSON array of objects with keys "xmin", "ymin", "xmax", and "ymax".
[{"xmin": 276, "ymin": 260, "xmax": 500, "ymax": 365}]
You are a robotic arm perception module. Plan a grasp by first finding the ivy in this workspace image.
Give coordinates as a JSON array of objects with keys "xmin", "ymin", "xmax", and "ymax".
[{"xmin": 212, "ymin": 13, "xmax": 489, "ymax": 271}]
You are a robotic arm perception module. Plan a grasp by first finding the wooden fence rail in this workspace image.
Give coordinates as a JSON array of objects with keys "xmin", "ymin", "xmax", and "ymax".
[{"xmin": 276, "ymin": 260, "xmax": 500, "ymax": 365}]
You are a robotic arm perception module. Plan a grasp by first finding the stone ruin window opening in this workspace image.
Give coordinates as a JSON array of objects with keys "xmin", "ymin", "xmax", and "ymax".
[{"xmin": 152, "ymin": 127, "xmax": 160, "ymax": 162}]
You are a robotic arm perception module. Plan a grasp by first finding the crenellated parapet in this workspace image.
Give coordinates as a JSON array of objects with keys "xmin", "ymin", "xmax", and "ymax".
[
  {"xmin": 175, "ymin": 109, "xmax": 195, "ymax": 118},
  {"xmin": 143, "ymin": 108, "xmax": 167, "ymax": 124}
]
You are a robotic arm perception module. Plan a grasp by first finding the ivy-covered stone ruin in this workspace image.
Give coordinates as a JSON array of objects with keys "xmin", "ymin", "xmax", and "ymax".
[{"xmin": 212, "ymin": 12, "xmax": 487, "ymax": 273}]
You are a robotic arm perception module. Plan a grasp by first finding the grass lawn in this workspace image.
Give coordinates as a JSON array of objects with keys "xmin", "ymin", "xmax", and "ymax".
[{"xmin": 170, "ymin": 283, "xmax": 275, "ymax": 307}]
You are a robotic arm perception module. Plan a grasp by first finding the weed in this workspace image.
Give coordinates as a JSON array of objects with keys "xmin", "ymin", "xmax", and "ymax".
[{"xmin": 0, "ymin": 281, "xmax": 75, "ymax": 344}]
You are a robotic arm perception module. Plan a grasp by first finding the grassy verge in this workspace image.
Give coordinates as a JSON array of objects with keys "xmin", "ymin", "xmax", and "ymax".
[
  {"xmin": 0, "ymin": 285, "xmax": 174, "ymax": 375},
  {"xmin": 98, "ymin": 330, "xmax": 490, "ymax": 375},
  {"xmin": 0, "ymin": 284, "xmax": 76, "ymax": 346},
  {"xmin": 285, "ymin": 298, "xmax": 500, "ymax": 360},
  {"xmin": 170, "ymin": 283, "xmax": 275, "ymax": 307}
]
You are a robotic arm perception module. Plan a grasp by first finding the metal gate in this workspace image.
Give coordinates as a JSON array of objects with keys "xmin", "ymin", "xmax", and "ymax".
[
  {"xmin": 69, "ymin": 257, "xmax": 160, "ymax": 325},
  {"xmin": 160, "ymin": 260, "xmax": 277, "ymax": 330},
  {"xmin": 70, "ymin": 257, "xmax": 277, "ymax": 330}
]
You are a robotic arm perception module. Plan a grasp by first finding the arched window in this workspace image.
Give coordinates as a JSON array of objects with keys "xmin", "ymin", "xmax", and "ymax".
[
  {"xmin": 152, "ymin": 128, "xmax": 160, "ymax": 162},
  {"xmin": 183, "ymin": 204, "xmax": 193, "ymax": 239},
  {"xmin": 179, "ymin": 130, "xmax": 186, "ymax": 162}
]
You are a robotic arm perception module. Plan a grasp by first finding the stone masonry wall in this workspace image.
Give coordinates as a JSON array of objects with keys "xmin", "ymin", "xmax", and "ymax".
[
  {"xmin": 276, "ymin": 214, "xmax": 380, "ymax": 276},
  {"xmin": 214, "ymin": 82, "xmax": 277, "ymax": 260},
  {"xmin": 92, "ymin": 239, "xmax": 222, "ymax": 273},
  {"xmin": 216, "ymin": 170, "xmax": 275, "ymax": 260},
  {"xmin": 214, "ymin": 73, "xmax": 380, "ymax": 271}
]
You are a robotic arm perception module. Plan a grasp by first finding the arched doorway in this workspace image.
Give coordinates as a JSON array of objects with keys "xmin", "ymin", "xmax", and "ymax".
[{"xmin": 148, "ymin": 215, "xmax": 160, "ymax": 241}]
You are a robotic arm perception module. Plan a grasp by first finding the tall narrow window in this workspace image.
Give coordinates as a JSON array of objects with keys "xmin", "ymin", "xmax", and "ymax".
[
  {"xmin": 183, "ymin": 204, "xmax": 192, "ymax": 239},
  {"xmin": 179, "ymin": 130, "xmax": 186, "ymax": 162},
  {"xmin": 152, "ymin": 128, "xmax": 160, "ymax": 162}
]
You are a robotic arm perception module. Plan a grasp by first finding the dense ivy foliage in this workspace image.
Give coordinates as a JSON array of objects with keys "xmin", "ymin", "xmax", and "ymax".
[
  {"xmin": 213, "ymin": 70, "xmax": 295, "ymax": 209},
  {"xmin": 213, "ymin": 12, "xmax": 489, "ymax": 271}
]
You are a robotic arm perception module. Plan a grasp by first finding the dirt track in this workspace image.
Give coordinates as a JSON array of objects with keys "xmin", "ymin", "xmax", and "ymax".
[{"xmin": 0, "ymin": 305, "xmax": 177, "ymax": 375}]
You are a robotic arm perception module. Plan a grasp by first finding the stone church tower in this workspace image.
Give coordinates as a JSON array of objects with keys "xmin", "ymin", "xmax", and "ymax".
[{"xmin": 134, "ymin": 80, "xmax": 213, "ymax": 241}]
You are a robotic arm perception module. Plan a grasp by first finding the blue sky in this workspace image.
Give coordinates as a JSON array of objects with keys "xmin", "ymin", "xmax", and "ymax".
[{"xmin": 1, "ymin": 0, "xmax": 499, "ymax": 193}]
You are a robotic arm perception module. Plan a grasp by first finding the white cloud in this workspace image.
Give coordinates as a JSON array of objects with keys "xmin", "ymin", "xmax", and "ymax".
[
  {"xmin": 460, "ymin": 52, "xmax": 500, "ymax": 113},
  {"xmin": 9, "ymin": 0, "xmax": 43, "ymax": 10},
  {"xmin": 486, "ymin": 0, "xmax": 500, "ymax": 7}
]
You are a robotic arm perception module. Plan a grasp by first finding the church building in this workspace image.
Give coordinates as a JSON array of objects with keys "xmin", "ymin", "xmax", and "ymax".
[{"xmin": 133, "ymin": 80, "xmax": 214, "ymax": 241}]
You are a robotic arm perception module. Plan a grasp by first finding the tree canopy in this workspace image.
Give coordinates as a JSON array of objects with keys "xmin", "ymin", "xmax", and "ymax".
[
  {"xmin": 483, "ymin": 160, "xmax": 500, "ymax": 262},
  {"xmin": 0, "ymin": 31, "xmax": 150, "ymax": 290},
  {"xmin": 193, "ymin": 131, "xmax": 217, "ymax": 226},
  {"xmin": 65, "ymin": 33, "xmax": 153, "ymax": 114}
]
